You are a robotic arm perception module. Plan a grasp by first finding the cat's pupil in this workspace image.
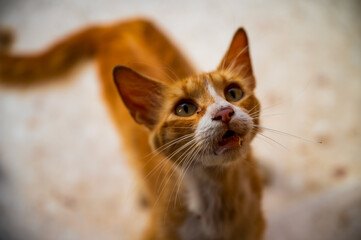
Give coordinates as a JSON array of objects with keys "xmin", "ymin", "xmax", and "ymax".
[
  {"xmin": 231, "ymin": 90, "xmax": 236, "ymax": 99},
  {"xmin": 183, "ymin": 104, "xmax": 189, "ymax": 113}
]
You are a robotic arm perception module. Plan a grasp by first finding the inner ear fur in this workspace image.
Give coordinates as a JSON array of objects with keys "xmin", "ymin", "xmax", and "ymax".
[
  {"xmin": 218, "ymin": 28, "xmax": 255, "ymax": 89},
  {"xmin": 113, "ymin": 65, "xmax": 166, "ymax": 129}
]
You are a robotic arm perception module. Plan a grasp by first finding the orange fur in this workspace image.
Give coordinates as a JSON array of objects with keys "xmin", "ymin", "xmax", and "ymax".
[{"xmin": 0, "ymin": 19, "xmax": 264, "ymax": 239}]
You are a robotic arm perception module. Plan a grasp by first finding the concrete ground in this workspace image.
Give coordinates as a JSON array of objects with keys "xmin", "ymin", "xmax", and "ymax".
[{"xmin": 0, "ymin": 0, "xmax": 360, "ymax": 239}]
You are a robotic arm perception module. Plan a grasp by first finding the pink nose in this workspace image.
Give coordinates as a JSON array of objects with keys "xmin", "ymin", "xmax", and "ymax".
[{"xmin": 212, "ymin": 107, "xmax": 234, "ymax": 123}]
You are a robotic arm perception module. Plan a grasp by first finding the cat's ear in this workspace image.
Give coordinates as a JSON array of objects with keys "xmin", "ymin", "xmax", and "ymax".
[
  {"xmin": 113, "ymin": 66, "xmax": 166, "ymax": 129},
  {"xmin": 218, "ymin": 28, "xmax": 255, "ymax": 89}
]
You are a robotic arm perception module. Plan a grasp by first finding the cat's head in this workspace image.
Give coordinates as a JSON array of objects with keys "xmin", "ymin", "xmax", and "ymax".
[{"xmin": 113, "ymin": 28, "xmax": 260, "ymax": 167}]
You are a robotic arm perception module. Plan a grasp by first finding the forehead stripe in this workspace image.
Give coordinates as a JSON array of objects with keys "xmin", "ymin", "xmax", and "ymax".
[{"xmin": 207, "ymin": 81, "xmax": 224, "ymax": 101}]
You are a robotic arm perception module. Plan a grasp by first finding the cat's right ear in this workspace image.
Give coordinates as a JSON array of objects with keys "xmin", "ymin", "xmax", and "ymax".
[
  {"xmin": 113, "ymin": 66, "xmax": 166, "ymax": 130},
  {"xmin": 218, "ymin": 28, "xmax": 255, "ymax": 89}
]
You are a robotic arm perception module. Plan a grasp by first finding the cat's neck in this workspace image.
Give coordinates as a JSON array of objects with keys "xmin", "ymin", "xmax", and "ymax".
[
  {"xmin": 183, "ymin": 157, "xmax": 248, "ymax": 216},
  {"xmin": 180, "ymin": 151, "xmax": 260, "ymax": 239}
]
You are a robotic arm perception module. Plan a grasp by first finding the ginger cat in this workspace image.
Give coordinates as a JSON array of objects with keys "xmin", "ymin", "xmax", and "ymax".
[{"xmin": 0, "ymin": 19, "xmax": 264, "ymax": 240}]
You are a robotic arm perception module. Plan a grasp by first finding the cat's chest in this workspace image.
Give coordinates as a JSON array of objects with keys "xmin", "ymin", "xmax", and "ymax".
[{"xmin": 177, "ymin": 168, "xmax": 254, "ymax": 240}]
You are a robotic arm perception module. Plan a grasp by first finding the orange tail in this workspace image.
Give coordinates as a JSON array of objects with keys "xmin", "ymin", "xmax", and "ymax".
[{"xmin": 0, "ymin": 26, "xmax": 106, "ymax": 85}]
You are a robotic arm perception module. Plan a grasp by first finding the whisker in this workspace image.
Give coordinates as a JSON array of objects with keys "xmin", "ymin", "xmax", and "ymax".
[
  {"xmin": 254, "ymin": 124, "xmax": 322, "ymax": 144},
  {"xmin": 247, "ymin": 101, "xmax": 260, "ymax": 115},
  {"xmin": 167, "ymin": 141, "xmax": 200, "ymax": 212},
  {"xmin": 249, "ymin": 76, "xmax": 316, "ymax": 119},
  {"xmin": 250, "ymin": 112, "xmax": 291, "ymax": 119},
  {"xmin": 173, "ymin": 142, "xmax": 202, "ymax": 207},
  {"xmin": 155, "ymin": 139, "xmax": 197, "ymax": 192},
  {"xmin": 153, "ymin": 140, "xmax": 198, "ymax": 210},
  {"xmin": 162, "ymin": 126, "xmax": 196, "ymax": 129},
  {"xmin": 142, "ymin": 136, "xmax": 195, "ymax": 181},
  {"xmin": 150, "ymin": 133, "xmax": 195, "ymax": 155},
  {"xmin": 144, "ymin": 138, "xmax": 197, "ymax": 181},
  {"xmin": 248, "ymin": 103, "xmax": 282, "ymax": 118},
  {"xmin": 252, "ymin": 129, "xmax": 282, "ymax": 152},
  {"xmin": 142, "ymin": 133, "xmax": 195, "ymax": 164},
  {"xmin": 257, "ymin": 132, "xmax": 289, "ymax": 151}
]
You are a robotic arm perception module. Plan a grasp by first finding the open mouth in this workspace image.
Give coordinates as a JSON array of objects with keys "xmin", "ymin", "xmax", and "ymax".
[
  {"xmin": 222, "ymin": 130, "xmax": 236, "ymax": 140},
  {"xmin": 215, "ymin": 130, "xmax": 242, "ymax": 155}
]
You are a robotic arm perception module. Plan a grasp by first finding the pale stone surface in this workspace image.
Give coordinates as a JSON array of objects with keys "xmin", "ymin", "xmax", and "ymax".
[
  {"xmin": 267, "ymin": 181, "xmax": 361, "ymax": 240},
  {"xmin": 0, "ymin": 0, "xmax": 360, "ymax": 239}
]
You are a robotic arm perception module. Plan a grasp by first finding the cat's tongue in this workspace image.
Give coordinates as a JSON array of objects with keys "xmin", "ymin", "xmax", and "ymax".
[{"xmin": 215, "ymin": 132, "xmax": 241, "ymax": 155}]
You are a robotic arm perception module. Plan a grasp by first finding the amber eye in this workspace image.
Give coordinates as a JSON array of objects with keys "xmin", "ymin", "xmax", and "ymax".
[
  {"xmin": 174, "ymin": 102, "xmax": 197, "ymax": 117},
  {"xmin": 225, "ymin": 86, "xmax": 243, "ymax": 102}
]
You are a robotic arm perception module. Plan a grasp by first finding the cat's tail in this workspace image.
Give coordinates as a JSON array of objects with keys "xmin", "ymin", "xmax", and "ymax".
[{"xmin": 0, "ymin": 26, "xmax": 104, "ymax": 86}]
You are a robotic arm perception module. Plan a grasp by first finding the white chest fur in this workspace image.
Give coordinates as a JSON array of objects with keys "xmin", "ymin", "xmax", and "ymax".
[{"xmin": 178, "ymin": 165, "xmax": 257, "ymax": 240}]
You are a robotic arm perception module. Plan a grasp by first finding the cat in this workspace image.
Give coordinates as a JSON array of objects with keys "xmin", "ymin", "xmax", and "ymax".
[{"xmin": 0, "ymin": 18, "xmax": 265, "ymax": 240}]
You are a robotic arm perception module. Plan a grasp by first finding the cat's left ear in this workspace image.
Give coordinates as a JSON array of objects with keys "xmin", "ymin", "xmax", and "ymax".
[
  {"xmin": 113, "ymin": 66, "xmax": 166, "ymax": 130},
  {"xmin": 218, "ymin": 28, "xmax": 255, "ymax": 89}
]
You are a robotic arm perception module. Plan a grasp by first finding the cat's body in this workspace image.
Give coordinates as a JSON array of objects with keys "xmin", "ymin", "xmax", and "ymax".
[{"xmin": 0, "ymin": 19, "xmax": 264, "ymax": 240}]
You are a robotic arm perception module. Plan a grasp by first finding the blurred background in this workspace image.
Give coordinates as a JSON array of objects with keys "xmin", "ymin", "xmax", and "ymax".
[{"xmin": 0, "ymin": 0, "xmax": 360, "ymax": 239}]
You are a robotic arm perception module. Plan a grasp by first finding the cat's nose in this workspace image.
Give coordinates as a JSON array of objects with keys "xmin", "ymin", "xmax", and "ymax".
[{"xmin": 212, "ymin": 107, "xmax": 234, "ymax": 123}]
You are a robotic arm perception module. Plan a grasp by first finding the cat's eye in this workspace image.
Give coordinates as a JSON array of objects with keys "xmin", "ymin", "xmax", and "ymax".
[
  {"xmin": 174, "ymin": 102, "xmax": 197, "ymax": 117},
  {"xmin": 225, "ymin": 85, "xmax": 243, "ymax": 102}
]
